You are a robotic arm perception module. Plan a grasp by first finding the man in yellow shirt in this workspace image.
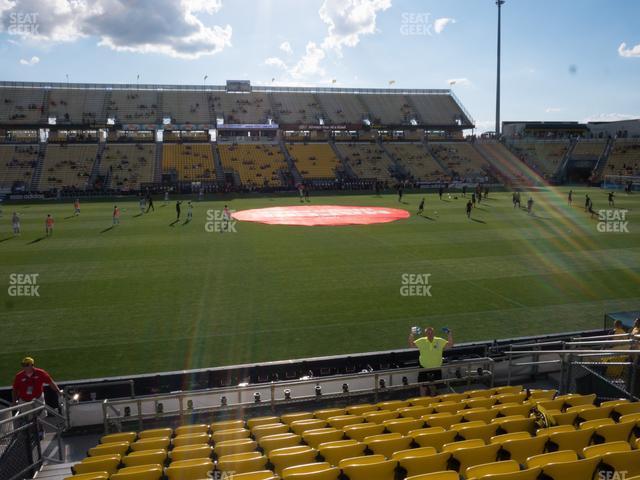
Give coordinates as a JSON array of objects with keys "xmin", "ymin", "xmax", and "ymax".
[{"xmin": 409, "ymin": 326, "xmax": 454, "ymax": 395}]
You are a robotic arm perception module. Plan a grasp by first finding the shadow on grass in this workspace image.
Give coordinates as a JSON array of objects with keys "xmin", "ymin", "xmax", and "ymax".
[
  {"xmin": 27, "ymin": 236, "xmax": 47, "ymax": 244},
  {"xmin": 421, "ymin": 215, "xmax": 436, "ymax": 221},
  {"xmin": 100, "ymin": 226, "xmax": 114, "ymax": 233},
  {"xmin": 0, "ymin": 236, "xmax": 14, "ymax": 243},
  {"xmin": 470, "ymin": 218, "xmax": 486, "ymax": 224},
  {"xmin": 182, "ymin": 219, "xmax": 191, "ymax": 225},
  {"xmin": 169, "ymin": 219, "xmax": 180, "ymax": 227},
  {"xmin": 133, "ymin": 213, "xmax": 144, "ymax": 218},
  {"xmin": 64, "ymin": 215, "xmax": 76, "ymax": 219}
]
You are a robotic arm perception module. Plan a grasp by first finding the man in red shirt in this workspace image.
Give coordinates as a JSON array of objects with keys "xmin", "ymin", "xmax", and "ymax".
[{"xmin": 12, "ymin": 356, "xmax": 62, "ymax": 404}]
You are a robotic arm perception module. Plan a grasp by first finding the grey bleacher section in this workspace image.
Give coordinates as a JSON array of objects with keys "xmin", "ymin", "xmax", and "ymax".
[
  {"xmin": 0, "ymin": 87, "xmax": 46, "ymax": 124},
  {"xmin": 270, "ymin": 92, "xmax": 323, "ymax": 125},
  {"xmin": 317, "ymin": 93, "xmax": 366, "ymax": 124},
  {"xmin": 359, "ymin": 93, "xmax": 418, "ymax": 125}
]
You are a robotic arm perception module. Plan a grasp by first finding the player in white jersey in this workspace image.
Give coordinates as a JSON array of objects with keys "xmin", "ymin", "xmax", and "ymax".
[
  {"xmin": 139, "ymin": 196, "xmax": 146, "ymax": 214},
  {"xmin": 186, "ymin": 201, "xmax": 193, "ymax": 221},
  {"xmin": 12, "ymin": 212, "xmax": 21, "ymax": 235}
]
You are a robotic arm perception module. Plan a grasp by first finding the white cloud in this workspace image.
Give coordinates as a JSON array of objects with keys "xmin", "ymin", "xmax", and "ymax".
[
  {"xmin": 447, "ymin": 77, "xmax": 472, "ymax": 87},
  {"xmin": 0, "ymin": 0, "xmax": 232, "ymax": 59},
  {"xmin": 290, "ymin": 41, "xmax": 326, "ymax": 79},
  {"xmin": 279, "ymin": 41, "xmax": 292, "ymax": 55},
  {"xmin": 434, "ymin": 17, "xmax": 456, "ymax": 34},
  {"xmin": 19, "ymin": 55, "xmax": 39, "ymax": 66},
  {"xmin": 618, "ymin": 42, "xmax": 640, "ymax": 58},
  {"xmin": 545, "ymin": 107, "xmax": 562, "ymax": 113},
  {"xmin": 264, "ymin": 57, "xmax": 287, "ymax": 69},
  {"xmin": 582, "ymin": 113, "xmax": 638, "ymax": 123}
]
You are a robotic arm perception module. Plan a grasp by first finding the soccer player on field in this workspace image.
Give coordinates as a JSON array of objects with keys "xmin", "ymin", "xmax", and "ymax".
[
  {"xmin": 584, "ymin": 194, "xmax": 590, "ymax": 212},
  {"xmin": 298, "ymin": 184, "xmax": 304, "ymax": 203},
  {"xmin": 223, "ymin": 204, "xmax": 231, "ymax": 232},
  {"xmin": 164, "ymin": 190, "xmax": 169, "ymax": 205},
  {"xmin": 527, "ymin": 197, "xmax": 534, "ymax": 215},
  {"xmin": 112, "ymin": 206, "xmax": 120, "ymax": 225},
  {"xmin": 186, "ymin": 201, "xmax": 193, "ymax": 221},
  {"xmin": 466, "ymin": 200, "xmax": 472, "ymax": 219},
  {"xmin": 74, "ymin": 198, "xmax": 80, "ymax": 216},
  {"xmin": 471, "ymin": 192, "xmax": 476, "ymax": 207},
  {"xmin": 175, "ymin": 201, "xmax": 182, "ymax": 220},
  {"xmin": 608, "ymin": 192, "xmax": 615, "ymax": 207},
  {"xmin": 568, "ymin": 190, "xmax": 573, "ymax": 205},
  {"xmin": 12, "ymin": 212, "xmax": 20, "ymax": 235},
  {"xmin": 304, "ymin": 185, "xmax": 310, "ymax": 202},
  {"xmin": 417, "ymin": 198, "xmax": 425, "ymax": 216},
  {"xmin": 139, "ymin": 195, "xmax": 145, "ymax": 214},
  {"xmin": 45, "ymin": 214, "xmax": 54, "ymax": 236},
  {"xmin": 146, "ymin": 194, "xmax": 154, "ymax": 213}
]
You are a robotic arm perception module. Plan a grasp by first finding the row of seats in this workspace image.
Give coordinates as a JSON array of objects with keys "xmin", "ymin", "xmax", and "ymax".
[
  {"xmin": 100, "ymin": 144, "xmax": 155, "ymax": 190},
  {"xmin": 384, "ymin": 143, "xmax": 447, "ymax": 182},
  {"xmin": 218, "ymin": 144, "xmax": 287, "ymax": 187},
  {"xmin": 38, "ymin": 144, "xmax": 97, "ymax": 190},
  {"xmin": 286, "ymin": 143, "xmax": 340, "ymax": 179},
  {"xmin": 430, "ymin": 143, "xmax": 489, "ymax": 182},
  {"xmin": 0, "ymin": 144, "xmax": 38, "ymax": 187},
  {"xmin": 335, "ymin": 143, "xmax": 394, "ymax": 182},
  {"xmin": 508, "ymin": 141, "xmax": 569, "ymax": 178},
  {"xmin": 162, "ymin": 144, "xmax": 215, "ymax": 182},
  {"xmin": 603, "ymin": 139, "xmax": 640, "ymax": 178}
]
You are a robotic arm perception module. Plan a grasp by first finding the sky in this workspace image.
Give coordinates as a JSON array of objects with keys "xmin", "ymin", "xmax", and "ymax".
[{"xmin": 0, "ymin": 0, "xmax": 639, "ymax": 132}]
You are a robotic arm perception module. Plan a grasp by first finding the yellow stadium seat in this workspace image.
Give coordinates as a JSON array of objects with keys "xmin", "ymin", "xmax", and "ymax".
[
  {"xmin": 130, "ymin": 437, "xmax": 170, "ymax": 452},
  {"xmin": 583, "ymin": 441, "xmax": 631, "ymax": 458},
  {"xmin": 574, "ymin": 405, "xmax": 614, "ymax": 422},
  {"xmin": 111, "ymin": 464, "xmax": 163, "ymax": 480},
  {"xmin": 433, "ymin": 402, "xmax": 462, "ymax": 414},
  {"xmin": 406, "ymin": 473, "xmax": 459, "ymax": 480},
  {"xmin": 175, "ymin": 424, "xmax": 209, "ymax": 436},
  {"xmin": 290, "ymin": 419, "xmax": 328, "ymax": 435},
  {"xmin": 561, "ymin": 394, "xmax": 597, "ymax": 409},
  {"xmin": 398, "ymin": 406, "xmax": 434, "ymax": 419},
  {"xmin": 72, "ymin": 455, "xmax": 122, "ymax": 475},
  {"xmin": 63, "ymin": 473, "xmax": 110, "ymax": 480},
  {"xmin": 213, "ymin": 438, "xmax": 257, "ymax": 458},
  {"xmin": 396, "ymin": 450, "xmax": 450, "ymax": 477},
  {"xmin": 314, "ymin": 409, "xmax": 346, "ymax": 420},
  {"xmin": 528, "ymin": 389, "xmax": 557, "ymax": 401},
  {"xmin": 382, "ymin": 418, "xmax": 424, "ymax": 435},
  {"xmin": 231, "ymin": 471, "xmax": 278, "ymax": 480},
  {"xmin": 363, "ymin": 410, "xmax": 399, "ymax": 424},
  {"xmin": 172, "ymin": 433, "xmax": 211, "ymax": 447},
  {"xmin": 614, "ymin": 403, "xmax": 640, "ymax": 417},
  {"xmin": 600, "ymin": 450, "xmax": 640, "ymax": 477},
  {"xmin": 493, "ymin": 393, "xmax": 527, "ymax": 405},
  {"xmin": 281, "ymin": 462, "xmax": 340, "ymax": 480},
  {"xmin": 338, "ymin": 455, "xmax": 397, "ymax": 480},
  {"xmin": 101, "ymin": 432, "xmax": 137, "ymax": 444},
  {"xmin": 377, "ymin": 400, "xmax": 409, "ymax": 411},
  {"xmin": 536, "ymin": 425, "xmax": 575, "ymax": 436},
  {"xmin": 580, "ymin": 418, "xmax": 614, "ymax": 430},
  {"xmin": 451, "ymin": 444, "xmax": 501, "ymax": 472},
  {"xmin": 252, "ymin": 423, "xmax": 289, "ymax": 440},
  {"xmin": 456, "ymin": 424, "xmax": 500, "ymax": 443},
  {"xmin": 422, "ymin": 413, "xmax": 464, "ymax": 429},
  {"xmin": 547, "ymin": 427, "xmax": 593, "ymax": 453},
  {"xmin": 210, "ymin": 419, "xmax": 245, "ymax": 432},
  {"xmin": 164, "ymin": 458, "xmax": 214, "ymax": 480},
  {"xmin": 212, "ymin": 428, "xmax": 250, "ymax": 443},
  {"xmin": 619, "ymin": 413, "xmax": 640, "ymax": 424},
  {"xmin": 326, "ymin": 415, "xmax": 363, "ymax": 429},
  {"xmin": 412, "ymin": 429, "xmax": 457, "ymax": 451},
  {"xmin": 491, "ymin": 416, "xmax": 536, "ymax": 434},
  {"xmin": 342, "ymin": 423, "xmax": 385, "ymax": 442},
  {"xmin": 492, "ymin": 404, "xmax": 532, "ymax": 418},
  {"xmin": 541, "ymin": 457, "xmax": 600, "ymax": 480},
  {"xmin": 364, "ymin": 432, "xmax": 412, "ymax": 458},
  {"xmin": 499, "ymin": 435, "xmax": 548, "ymax": 464},
  {"xmin": 247, "ymin": 416, "xmax": 280, "ymax": 429},
  {"xmin": 438, "ymin": 393, "xmax": 468, "ymax": 403},
  {"xmin": 169, "ymin": 444, "xmax": 213, "ymax": 461},
  {"xmin": 442, "ymin": 439, "xmax": 485, "ymax": 453},
  {"xmin": 594, "ymin": 420, "xmax": 635, "ymax": 443},
  {"xmin": 281, "ymin": 413, "xmax": 315, "ymax": 425},
  {"xmin": 465, "ymin": 459, "xmax": 520, "ymax": 480},
  {"xmin": 317, "ymin": 439, "xmax": 365, "ymax": 466},
  {"xmin": 259, "ymin": 433, "xmax": 302, "ymax": 453},
  {"xmin": 122, "ymin": 449, "xmax": 167, "ymax": 468},
  {"xmin": 88, "ymin": 441, "xmax": 130, "ymax": 457},
  {"xmin": 346, "ymin": 404, "xmax": 377, "ymax": 415},
  {"xmin": 525, "ymin": 450, "xmax": 577, "ymax": 469},
  {"xmin": 493, "ymin": 386, "xmax": 524, "ymax": 396},
  {"xmin": 474, "ymin": 469, "xmax": 541, "ymax": 480},
  {"xmin": 489, "ymin": 432, "xmax": 531, "ymax": 444},
  {"xmin": 546, "ymin": 410, "xmax": 577, "ymax": 426},
  {"xmin": 302, "ymin": 428, "xmax": 344, "ymax": 449},
  {"xmin": 450, "ymin": 420, "xmax": 486, "ymax": 431},
  {"xmin": 269, "ymin": 445, "xmax": 318, "ymax": 475},
  {"xmin": 138, "ymin": 428, "xmax": 172, "ymax": 439},
  {"xmin": 408, "ymin": 397, "xmax": 437, "ymax": 407},
  {"xmin": 463, "ymin": 408, "xmax": 499, "ymax": 423},
  {"xmin": 600, "ymin": 399, "xmax": 629, "ymax": 408},
  {"xmin": 466, "ymin": 389, "xmax": 494, "ymax": 399},
  {"xmin": 536, "ymin": 399, "xmax": 565, "ymax": 411},
  {"xmin": 217, "ymin": 452, "xmax": 268, "ymax": 474},
  {"xmin": 392, "ymin": 446, "xmax": 437, "ymax": 460}
]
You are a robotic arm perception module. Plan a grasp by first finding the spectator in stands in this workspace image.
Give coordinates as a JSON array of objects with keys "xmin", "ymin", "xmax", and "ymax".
[
  {"xmin": 409, "ymin": 327, "xmax": 454, "ymax": 396},
  {"xmin": 613, "ymin": 320, "xmax": 627, "ymax": 335},
  {"xmin": 631, "ymin": 318, "xmax": 640, "ymax": 337}
]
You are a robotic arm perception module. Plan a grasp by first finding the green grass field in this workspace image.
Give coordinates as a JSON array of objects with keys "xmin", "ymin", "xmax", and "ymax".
[{"xmin": 1, "ymin": 187, "xmax": 639, "ymax": 385}]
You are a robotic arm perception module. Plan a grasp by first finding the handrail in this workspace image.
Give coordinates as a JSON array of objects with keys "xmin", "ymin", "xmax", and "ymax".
[{"xmin": 508, "ymin": 349, "xmax": 639, "ymax": 355}]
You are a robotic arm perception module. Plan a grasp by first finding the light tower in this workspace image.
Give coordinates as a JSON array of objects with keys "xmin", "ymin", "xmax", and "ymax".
[{"xmin": 495, "ymin": 0, "xmax": 505, "ymax": 137}]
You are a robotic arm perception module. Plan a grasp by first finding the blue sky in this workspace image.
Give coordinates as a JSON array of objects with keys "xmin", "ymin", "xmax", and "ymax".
[{"xmin": 1, "ymin": 0, "xmax": 639, "ymax": 131}]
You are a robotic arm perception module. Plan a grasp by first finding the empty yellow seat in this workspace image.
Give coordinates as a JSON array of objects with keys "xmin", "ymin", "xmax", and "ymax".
[
  {"xmin": 499, "ymin": 435, "xmax": 548, "ymax": 464},
  {"xmin": 493, "ymin": 393, "xmax": 527, "ymax": 405},
  {"xmin": 217, "ymin": 452, "xmax": 268, "ymax": 474},
  {"xmin": 451, "ymin": 444, "xmax": 500, "ymax": 473},
  {"xmin": 101, "ymin": 432, "xmax": 136, "ymax": 444},
  {"xmin": 302, "ymin": 428, "xmax": 344, "ymax": 449},
  {"xmin": 346, "ymin": 404, "xmax": 377, "ymax": 415},
  {"xmin": 172, "ymin": 432, "xmax": 211, "ymax": 447},
  {"xmin": 456, "ymin": 424, "xmax": 499, "ymax": 443},
  {"xmin": 138, "ymin": 428, "xmax": 172, "ymax": 439},
  {"xmin": 232, "ymin": 471, "xmax": 278, "ymax": 480},
  {"xmin": 492, "ymin": 404, "xmax": 532, "ymax": 418},
  {"xmin": 614, "ymin": 402, "xmax": 640, "ymax": 417},
  {"xmin": 164, "ymin": 458, "xmax": 214, "ymax": 480},
  {"xmin": 174, "ymin": 424, "xmax": 209, "ymax": 436},
  {"xmin": 536, "ymin": 425, "xmax": 575, "ymax": 436},
  {"xmin": 583, "ymin": 441, "xmax": 631, "ymax": 458},
  {"xmin": 252, "ymin": 423, "xmax": 289, "ymax": 440},
  {"xmin": 72, "ymin": 455, "xmax": 122, "ymax": 475},
  {"xmin": 466, "ymin": 389, "xmax": 494, "ymax": 399},
  {"xmin": 600, "ymin": 450, "xmax": 640, "ymax": 477},
  {"xmin": 247, "ymin": 416, "xmax": 280, "ymax": 429},
  {"xmin": 406, "ymin": 473, "xmax": 458, "ymax": 480},
  {"xmin": 408, "ymin": 397, "xmax": 437, "ymax": 407},
  {"xmin": 594, "ymin": 420, "xmax": 635, "ymax": 443},
  {"xmin": 465, "ymin": 398, "xmax": 497, "ymax": 409},
  {"xmin": 541, "ymin": 457, "xmax": 600, "ymax": 480},
  {"xmin": 363, "ymin": 410, "xmax": 399, "ymax": 424},
  {"xmin": 214, "ymin": 438, "xmax": 257, "ymax": 458},
  {"xmin": 281, "ymin": 462, "xmax": 340, "ymax": 480},
  {"xmin": 550, "ymin": 411, "xmax": 578, "ymax": 426},
  {"xmin": 342, "ymin": 423, "xmax": 385, "ymax": 442},
  {"xmin": 561, "ymin": 393, "xmax": 596, "ymax": 409},
  {"xmin": 317, "ymin": 439, "xmax": 365, "ymax": 466},
  {"xmin": 290, "ymin": 419, "xmax": 327, "ymax": 435},
  {"xmin": 63, "ymin": 473, "xmax": 109, "ymax": 480},
  {"xmin": 326, "ymin": 415, "xmax": 363, "ymax": 429},
  {"xmin": 338, "ymin": 455, "xmax": 397, "ymax": 480},
  {"xmin": 412, "ymin": 429, "xmax": 457, "ymax": 451},
  {"xmin": 212, "ymin": 428, "xmax": 250, "ymax": 443},
  {"xmin": 122, "ymin": 450, "xmax": 167, "ymax": 468},
  {"xmin": 111, "ymin": 464, "xmax": 163, "ymax": 480},
  {"xmin": 442, "ymin": 439, "xmax": 485, "ymax": 453},
  {"xmin": 525, "ymin": 450, "xmax": 577, "ymax": 469},
  {"xmin": 377, "ymin": 400, "xmax": 409, "ymax": 411},
  {"xmin": 463, "ymin": 408, "xmax": 499, "ymax": 423},
  {"xmin": 465, "ymin": 459, "xmax": 520, "ymax": 480},
  {"xmin": 269, "ymin": 445, "xmax": 318, "ymax": 475},
  {"xmin": 528, "ymin": 389, "xmax": 557, "ymax": 401},
  {"xmin": 438, "ymin": 393, "xmax": 468, "ymax": 403},
  {"xmin": 363, "ymin": 432, "xmax": 412, "ymax": 458},
  {"xmin": 473, "ymin": 469, "xmax": 541, "ymax": 480},
  {"xmin": 89, "ymin": 441, "xmax": 130, "ymax": 457},
  {"xmin": 547, "ymin": 427, "xmax": 593, "ymax": 453},
  {"xmin": 281, "ymin": 412, "xmax": 314, "ymax": 425},
  {"xmin": 493, "ymin": 386, "xmax": 524, "ymax": 396},
  {"xmin": 433, "ymin": 402, "xmax": 461, "ymax": 414},
  {"xmin": 210, "ymin": 419, "xmax": 244, "ymax": 432},
  {"xmin": 422, "ymin": 413, "xmax": 463, "ymax": 429},
  {"xmin": 580, "ymin": 418, "xmax": 614, "ymax": 430},
  {"xmin": 130, "ymin": 437, "xmax": 170, "ymax": 452},
  {"xmin": 382, "ymin": 418, "xmax": 424, "ymax": 435},
  {"xmin": 393, "ymin": 447, "xmax": 450, "ymax": 477},
  {"xmin": 398, "ymin": 406, "xmax": 434, "ymax": 419},
  {"xmin": 600, "ymin": 399, "xmax": 629, "ymax": 408},
  {"xmin": 489, "ymin": 432, "xmax": 531, "ymax": 444},
  {"xmin": 259, "ymin": 433, "xmax": 302, "ymax": 453},
  {"xmin": 170, "ymin": 444, "xmax": 213, "ymax": 462},
  {"xmin": 313, "ymin": 408, "xmax": 345, "ymax": 420}
]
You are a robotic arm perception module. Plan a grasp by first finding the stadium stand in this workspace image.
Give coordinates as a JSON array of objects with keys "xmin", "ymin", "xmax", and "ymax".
[
  {"xmin": 430, "ymin": 142, "xmax": 491, "ymax": 182},
  {"xmin": 214, "ymin": 93, "xmax": 272, "ymax": 124},
  {"xmin": 286, "ymin": 143, "xmax": 340, "ymax": 180},
  {"xmin": 38, "ymin": 144, "xmax": 98, "ymax": 191},
  {"xmin": 162, "ymin": 144, "xmax": 216, "ymax": 182},
  {"xmin": 59, "ymin": 386, "xmax": 640, "ymax": 480},
  {"xmin": 603, "ymin": 139, "xmax": 640, "ymax": 177},
  {"xmin": 384, "ymin": 142, "xmax": 448, "ymax": 182},
  {"xmin": 410, "ymin": 95, "xmax": 472, "ymax": 127},
  {"xmin": 270, "ymin": 93, "xmax": 323, "ymax": 125},
  {"xmin": 162, "ymin": 91, "xmax": 212, "ymax": 124},
  {"xmin": 334, "ymin": 142, "xmax": 395, "ymax": 182},
  {"xmin": 0, "ymin": 144, "xmax": 38, "ymax": 188},
  {"xmin": 107, "ymin": 90, "xmax": 160, "ymax": 123},
  {"xmin": 317, "ymin": 94, "xmax": 366, "ymax": 124},
  {"xmin": 360, "ymin": 94, "xmax": 418, "ymax": 125},
  {"xmin": 218, "ymin": 143, "xmax": 288, "ymax": 188},
  {"xmin": 100, "ymin": 143, "xmax": 155, "ymax": 190},
  {"xmin": 572, "ymin": 140, "xmax": 607, "ymax": 159},
  {"xmin": 48, "ymin": 89, "xmax": 106, "ymax": 125},
  {"xmin": 507, "ymin": 140, "xmax": 570, "ymax": 179},
  {"xmin": 0, "ymin": 87, "xmax": 46, "ymax": 124}
]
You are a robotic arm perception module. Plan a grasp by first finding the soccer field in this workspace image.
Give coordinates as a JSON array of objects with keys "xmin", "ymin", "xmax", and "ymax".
[{"xmin": 1, "ymin": 187, "xmax": 639, "ymax": 385}]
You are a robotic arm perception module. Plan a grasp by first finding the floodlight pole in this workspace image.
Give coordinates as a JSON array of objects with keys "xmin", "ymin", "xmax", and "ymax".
[{"xmin": 495, "ymin": 0, "xmax": 505, "ymax": 137}]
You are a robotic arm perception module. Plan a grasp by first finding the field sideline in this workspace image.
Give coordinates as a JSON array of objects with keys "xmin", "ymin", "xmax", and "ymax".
[{"xmin": 1, "ymin": 187, "xmax": 639, "ymax": 385}]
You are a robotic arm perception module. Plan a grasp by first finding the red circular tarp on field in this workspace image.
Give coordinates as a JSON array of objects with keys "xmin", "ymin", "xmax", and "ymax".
[{"xmin": 232, "ymin": 205, "xmax": 410, "ymax": 226}]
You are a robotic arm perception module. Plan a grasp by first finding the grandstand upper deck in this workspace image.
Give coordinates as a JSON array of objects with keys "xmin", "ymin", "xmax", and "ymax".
[
  {"xmin": 270, "ymin": 92, "xmax": 323, "ymax": 125},
  {"xmin": 603, "ymin": 139, "xmax": 640, "ymax": 177},
  {"xmin": 48, "ymin": 88, "xmax": 106, "ymax": 125},
  {"xmin": 0, "ymin": 87, "xmax": 46, "ymax": 124},
  {"xmin": 107, "ymin": 90, "xmax": 161, "ymax": 124},
  {"xmin": 214, "ymin": 92, "xmax": 272, "ymax": 125}
]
